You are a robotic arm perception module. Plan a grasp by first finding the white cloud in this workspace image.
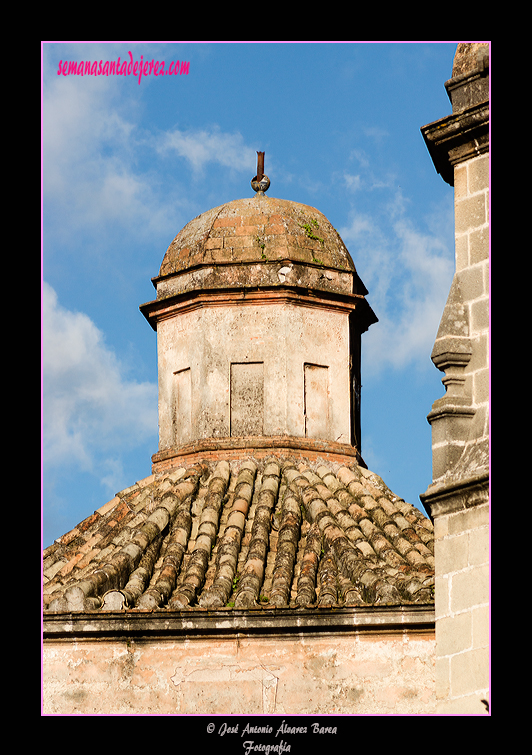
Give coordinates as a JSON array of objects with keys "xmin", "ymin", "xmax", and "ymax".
[
  {"xmin": 341, "ymin": 193, "xmax": 454, "ymax": 374},
  {"xmin": 343, "ymin": 173, "xmax": 362, "ymax": 192},
  {"xmin": 343, "ymin": 150, "xmax": 397, "ymax": 195},
  {"xmin": 42, "ymin": 282, "xmax": 157, "ymax": 484},
  {"xmin": 157, "ymin": 125, "xmax": 257, "ymax": 174},
  {"xmin": 42, "ymin": 67, "xmax": 257, "ymax": 250},
  {"xmin": 42, "ymin": 68, "xmax": 192, "ymax": 251},
  {"xmin": 363, "ymin": 125, "xmax": 389, "ymax": 142},
  {"xmin": 43, "ymin": 79, "xmax": 134, "ymax": 225}
]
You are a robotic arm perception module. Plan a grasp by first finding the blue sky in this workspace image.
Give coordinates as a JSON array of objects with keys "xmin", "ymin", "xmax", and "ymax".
[{"xmin": 42, "ymin": 41, "xmax": 459, "ymax": 548}]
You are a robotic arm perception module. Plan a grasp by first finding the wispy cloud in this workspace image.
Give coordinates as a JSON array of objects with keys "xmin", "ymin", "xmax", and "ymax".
[
  {"xmin": 42, "ymin": 69, "xmax": 258, "ymax": 250},
  {"xmin": 42, "ymin": 282, "xmax": 157, "ymax": 491},
  {"xmin": 156, "ymin": 125, "xmax": 257, "ymax": 175},
  {"xmin": 340, "ymin": 189, "xmax": 454, "ymax": 374},
  {"xmin": 343, "ymin": 148, "xmax": 397, "ymax": 195},
  {"xmin": 42, "ymin": 72, "xmax": 179, "ymax": 246}
]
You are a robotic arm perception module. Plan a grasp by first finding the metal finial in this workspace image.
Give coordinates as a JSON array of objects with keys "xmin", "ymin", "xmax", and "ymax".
[{"xmin": 251, "ymin": 151, "xmax": 270, "ymax": 194}]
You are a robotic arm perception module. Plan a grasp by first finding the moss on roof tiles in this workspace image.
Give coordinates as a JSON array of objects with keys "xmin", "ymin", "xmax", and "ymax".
[{"xmin": 43, "ymin": 457, "xmax": 434, "ymax": 613}]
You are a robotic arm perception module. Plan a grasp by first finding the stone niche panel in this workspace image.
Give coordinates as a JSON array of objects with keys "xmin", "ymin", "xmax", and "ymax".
[
  {"xmin": 230, "ymin": 362, "xmax": 264, "ymax": 436},
  {"xmin": 304, "ymin": 363, "xmax": 330, "ymax": 439},
  {"xmin": 173, "ymin": 368, "xmax": 192, "ymax": 446},
  {"xmin": 157, "ymin": 310, "xmax": 198, "ymax": 451}
]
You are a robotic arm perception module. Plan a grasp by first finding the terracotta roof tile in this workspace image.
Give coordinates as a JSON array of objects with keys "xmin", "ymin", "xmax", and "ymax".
[{"xmin": 43, "ymin": 458, "xmax": 434, "ymax": 613}]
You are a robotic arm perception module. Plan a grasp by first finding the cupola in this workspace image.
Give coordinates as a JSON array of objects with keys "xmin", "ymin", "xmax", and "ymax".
[{"xmin": 140, "ymin": 154, "xmax": 377, "ymax": 472}]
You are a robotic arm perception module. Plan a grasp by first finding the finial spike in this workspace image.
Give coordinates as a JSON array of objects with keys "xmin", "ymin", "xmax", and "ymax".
[
  {"xmin": 256, "ymin": 151, "xmax": 265, "ymax": 183},
  {"xmin": 251, "ymin": 151, "xmax": 270, "ymax": 194}
]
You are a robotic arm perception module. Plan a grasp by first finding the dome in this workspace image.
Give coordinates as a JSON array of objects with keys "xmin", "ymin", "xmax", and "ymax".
[{"xmin": 158, "ymin": 195, "xmax": 357, "ymax": 280}]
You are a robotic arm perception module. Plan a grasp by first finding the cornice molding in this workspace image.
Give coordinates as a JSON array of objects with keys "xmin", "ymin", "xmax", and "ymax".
[
  {"xmin": 140, "ymin": 285, "xmax": 377, "ymax": 331},
  {"xmin": 43, "ymin": 604, "xmax": 435, "ymax": 642},
  {"xmin": 421, "ymin": 100, "xmax": 489, "ymax": 186}
]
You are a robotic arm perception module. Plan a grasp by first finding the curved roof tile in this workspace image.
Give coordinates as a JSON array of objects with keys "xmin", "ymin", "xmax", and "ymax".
[{"xmin": 43, "ymin": 458, "xmax": 434, "ymax": 613}]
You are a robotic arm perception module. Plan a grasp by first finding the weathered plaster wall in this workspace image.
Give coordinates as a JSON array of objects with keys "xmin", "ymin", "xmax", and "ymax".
[
  {"xmin": 43, "ymin": 632, "xmax": 435, "ymax": 715},
  {"xmin": 157, "ymin": 302, "xmax": 352, "ymax": 451}
]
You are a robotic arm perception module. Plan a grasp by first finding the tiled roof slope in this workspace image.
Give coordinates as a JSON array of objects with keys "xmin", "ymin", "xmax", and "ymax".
[{"xmin": 43, "ymin": 458, "xmax": 434, "ymax": 613}]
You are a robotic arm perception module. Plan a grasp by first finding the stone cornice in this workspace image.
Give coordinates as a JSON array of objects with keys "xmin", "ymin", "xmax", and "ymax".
[
  {"xmin": 420, "ymin": 100, "xmax": 489, "ymax": 186},
  {"xmin": 420, "ymin": 468, "xmax": 489, "ymax": 520},
  {"xmin": 140, "ymin": 284, "xmax": 378, "ymax": 332},
  {"xmin": 42, "ymin": 604, "xmax": 435, "ymax": 642}
]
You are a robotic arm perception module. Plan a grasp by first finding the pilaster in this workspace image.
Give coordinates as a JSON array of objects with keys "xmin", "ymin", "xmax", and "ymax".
[{"xmin": 419, "ymin": 43, "xmax": 490, "ymax": 714}]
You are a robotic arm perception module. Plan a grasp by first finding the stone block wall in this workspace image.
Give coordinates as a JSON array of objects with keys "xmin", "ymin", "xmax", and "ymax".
[
  {"xmin": 433, "ymin": 502, "xmax": 489, "ymax": 713},
  {"xmin": 420, "ymin": 43, "xmax": 490, "ymax": 714},
  {"xmin": 427, "ymin": 150, "xmax": 489, "ymax": 483},
  {"xmin": 432, "ymin": 99, "xmax": 489, "ymax": 717},
  {"xmin": 454, "ymin": 152, "xmax": 490, "ymax": 434}
]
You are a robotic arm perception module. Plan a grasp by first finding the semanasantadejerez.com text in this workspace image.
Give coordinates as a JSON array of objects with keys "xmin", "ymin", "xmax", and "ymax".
[{"xmin": 57, "ymin": 52, "xmax": 189, "ymax": 84}]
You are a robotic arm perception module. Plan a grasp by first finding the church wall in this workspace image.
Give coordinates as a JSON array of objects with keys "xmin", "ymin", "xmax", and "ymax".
[{"xmin": 43, "ymin": 631, "xmax": 435, "ymax": 715}]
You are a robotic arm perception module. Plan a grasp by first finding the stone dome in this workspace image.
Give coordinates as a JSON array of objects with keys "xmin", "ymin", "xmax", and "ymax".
[{"xmin": 158, "ymin": 195, "xmax": 356, "ymax": 279}]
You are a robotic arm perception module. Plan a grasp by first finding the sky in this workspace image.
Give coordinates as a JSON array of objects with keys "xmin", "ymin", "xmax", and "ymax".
[{"xmin": 42, "ymin": 41, "xmax": 460, "ymax": 548}]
